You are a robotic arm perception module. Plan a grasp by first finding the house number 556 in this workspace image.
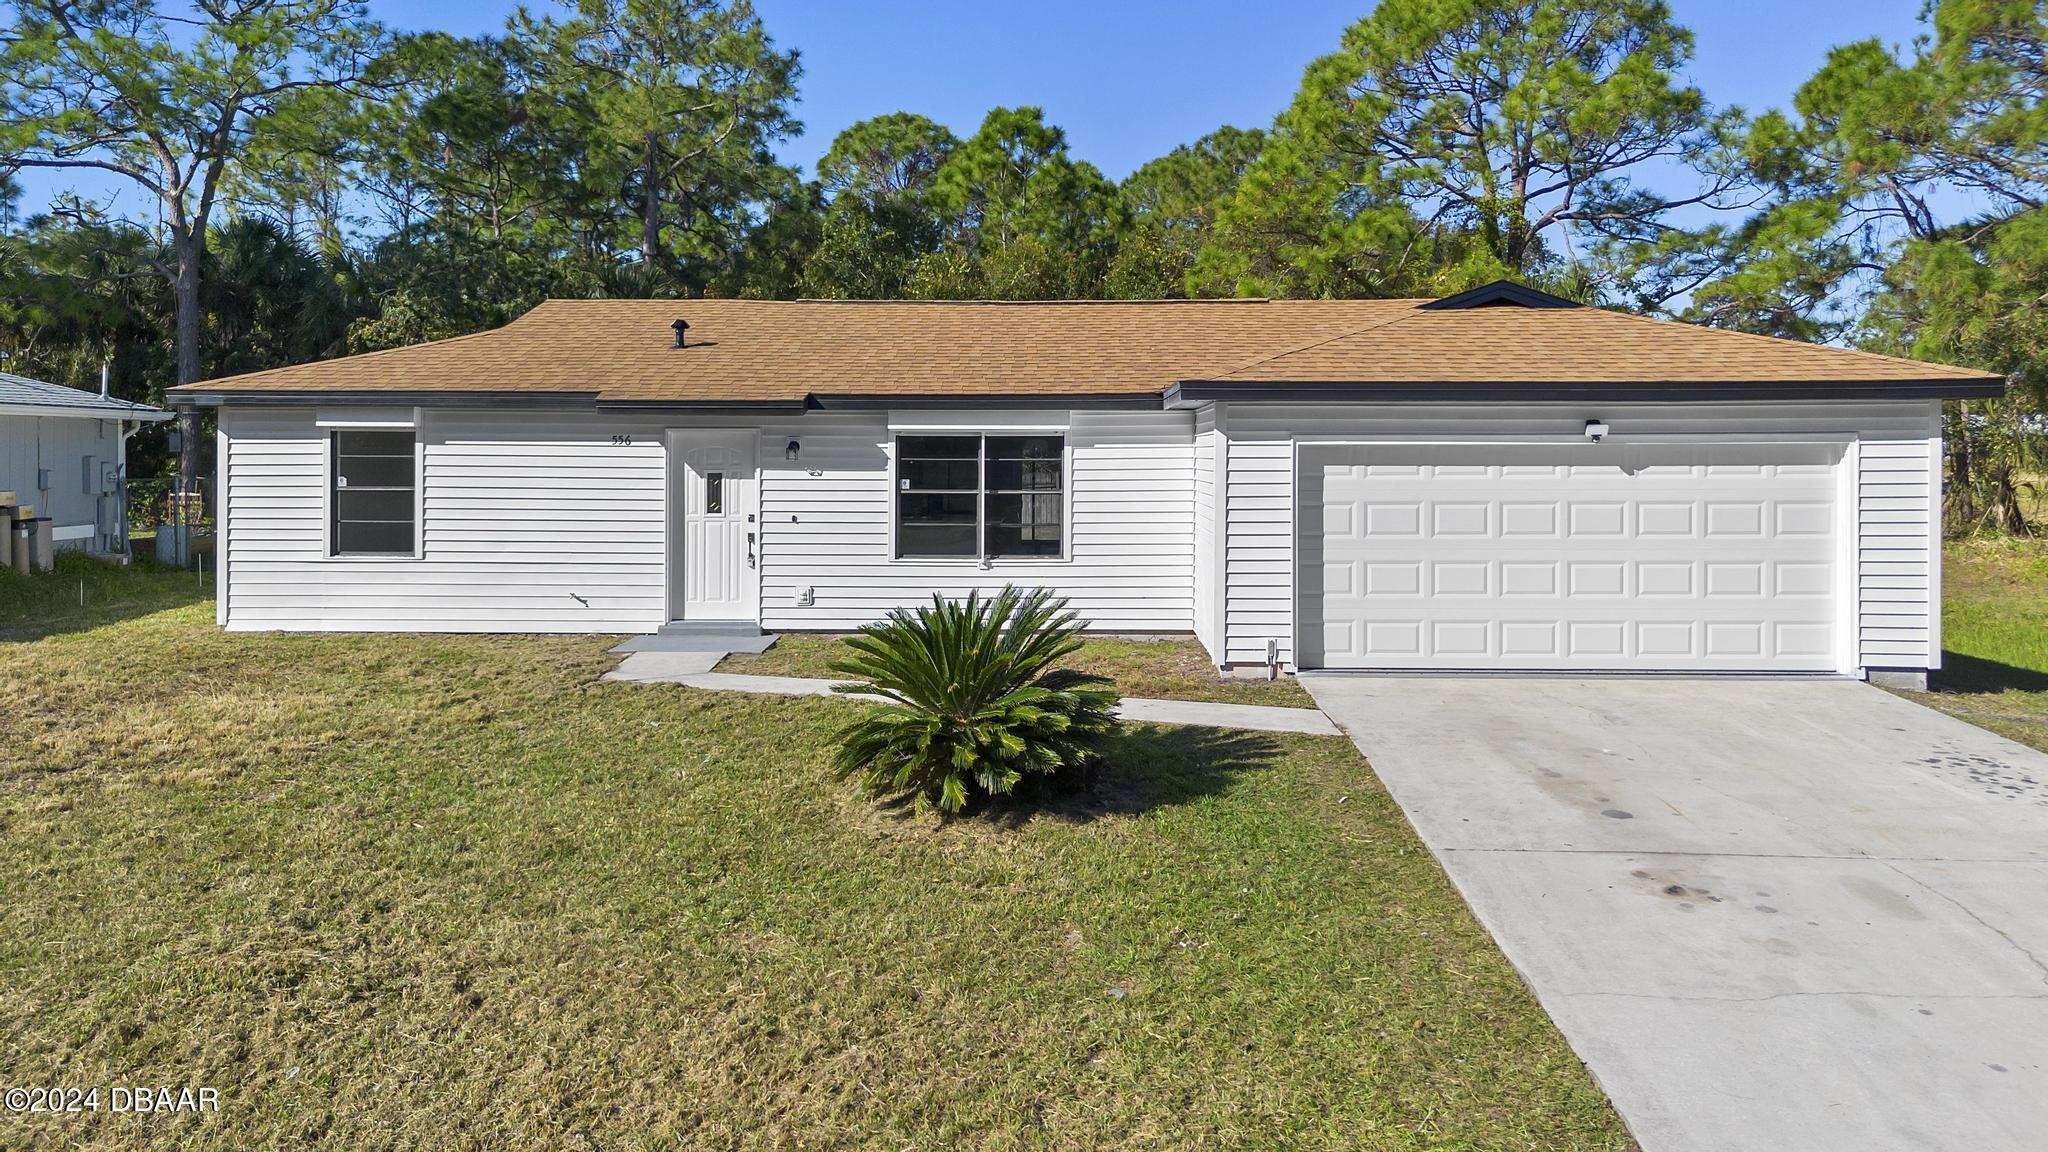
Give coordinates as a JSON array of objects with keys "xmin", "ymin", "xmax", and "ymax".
[{"xmin": 611, "ymin": 434, "xmax": 633, "ymax": 446}]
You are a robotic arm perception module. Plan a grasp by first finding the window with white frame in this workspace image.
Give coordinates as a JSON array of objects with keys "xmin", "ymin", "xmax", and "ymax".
[
  {"xmin": 895, "ymin": 434, "xmax": 1065, "ymax": 559},
  {"xmin": 331, "ymin": 429, "xmax": 417, "ymax": 555}
]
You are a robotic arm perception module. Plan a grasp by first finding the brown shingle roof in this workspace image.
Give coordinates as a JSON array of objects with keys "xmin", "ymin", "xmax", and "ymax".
[
  {"xmin": 1205, "ymin": 302, "xmax": 1999, "ymax": 385},
  {"xmin": 170, "ymin": 294, "xmax": 2003, "ymax": 403}
]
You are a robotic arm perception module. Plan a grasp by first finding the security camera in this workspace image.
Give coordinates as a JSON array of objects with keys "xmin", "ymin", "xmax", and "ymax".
[{"xmin": 1584, "ymin": 420, "xmax": 1610, "ymax": 443}]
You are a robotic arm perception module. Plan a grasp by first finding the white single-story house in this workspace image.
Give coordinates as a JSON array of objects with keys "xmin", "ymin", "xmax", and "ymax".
[
  {"xmin": 2, "ymin": 370, "xmax": 173, "ymax": 553},
  {"xmin": 168, "ymin": 281, "xmax": 2004, "ymax": 687}
]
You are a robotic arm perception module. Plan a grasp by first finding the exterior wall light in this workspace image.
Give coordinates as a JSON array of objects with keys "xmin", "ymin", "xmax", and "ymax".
[
  {"xmin": 785, "ymin": 439, "xmax": 801, "ymax": 461},
  {"xmin": 1584, "ymin": 420, "xmax": 1610, "ymax": 443}
]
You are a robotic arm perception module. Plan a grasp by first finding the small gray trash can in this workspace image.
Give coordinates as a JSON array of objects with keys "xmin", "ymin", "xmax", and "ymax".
[
  {"xmin": 9, "ymin": 521, "xmax": 28, "ymax": 575},
  {"xmin": 156, "ymin": 522, "xmax": 191, "ymax": 568}
]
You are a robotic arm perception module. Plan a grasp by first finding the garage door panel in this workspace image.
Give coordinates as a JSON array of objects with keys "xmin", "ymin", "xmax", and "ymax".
[
  {"xmin": 1776, "ymin": 621, "xmax": 1836, "ymax": 656},
  {"xmin": 1636, "ymin": 502, "xmax": 1696, "ymax": 536},
  {"xmin": 1704, "ymin": 562, "xmax": 1765, "ymax": 597},
  {"xmin": 1567, "ymin": 561, "xmax": 1627, "ymax": 597},
  {"xmin": 1301, "ymin": 442, "xmax": 1843, "ymax": 671},
  {"xmin": 1569, "ymin": 502, "xmax": 1628, "ymax": 537},
  {"xmin": 1364, "ymin": 503, "xmax": 1422, "ymax": 536},
  {"xmin": 1705, "ymin": 622, "xmax": 1763, "ymax": 656},
  {"xmin": 1636, "ymin": 621, "xmax": 1697, "ymax": 658},
  {"xmin": 1365, "ymin": 562, "xmax": 1418, "ymax": 595},
  {"xmin": 1365, "ymin": 620, "xmax": 1421, "ymax": 655},
  {"xmin": 1501, "ymin": 503, "xmax": 1559, "ymax": 536},
  {"xmin": 1501, "ymin": 561, "xmax": 1560, "ymax": 596},
  {"xmin": 1501, "ymin": 620, "xmax": 1560, "ymax": 656},
  {"xmin": 1433, "ymin": 502, "xmax": 1491, "ymax": 535},
  {"xmin": 1637, "ymin": 562, "xmax": 1694, "ymax": 596},
  {"xmin": 1776, "ymin": 502, "xmax": 1833, "ymax": 535},
  {"xmin": 1775, "ymin": 562, "xmax": 1833, "ymax": 596},
  {"xmin": 1432, "ymin": 619, "xmax": 1490, "ymax": 656}
]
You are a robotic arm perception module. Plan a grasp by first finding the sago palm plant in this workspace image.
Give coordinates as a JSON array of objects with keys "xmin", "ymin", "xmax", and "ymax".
[{"xmin": 828, "ymin": 586, "xmax": 1120, "ymax": 814}]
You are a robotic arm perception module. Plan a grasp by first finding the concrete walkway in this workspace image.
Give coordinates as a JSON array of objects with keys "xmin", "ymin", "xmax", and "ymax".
[
  {"xmin": 603, "ymin": 652, "xmax": 1339, "ymax": 735},
  {"xmin": 1301, "ymin": 674, "xmax": 2048, "ymax": 1152}
]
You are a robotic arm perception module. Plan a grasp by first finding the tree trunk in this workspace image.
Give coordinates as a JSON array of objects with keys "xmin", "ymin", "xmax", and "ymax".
[
  {"xmin": 174, "ymin": 224, "xmax": 204, "ymax": 492},
  {"xmin": 641, "ymin": 134, "xmax": 662, "ymax": 265},
  {"xmin": 1947, "ymin": 401, "xmax": 1977, "ymax": 533}
]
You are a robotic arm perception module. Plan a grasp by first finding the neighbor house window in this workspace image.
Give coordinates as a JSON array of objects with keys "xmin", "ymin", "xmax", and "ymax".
[
  {"xmin": 895, "ymin": 434, "xmax": 1064, "ymax": 559},
  {"xmin": 331, "ymin": 429, "xmax": 416, "ymax": 555}
]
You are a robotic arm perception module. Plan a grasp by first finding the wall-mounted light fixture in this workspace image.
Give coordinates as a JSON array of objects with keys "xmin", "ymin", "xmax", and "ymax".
[
  {"xmin": 785, "ymin": 438, "xmax": 801, "ymax": 461},
  {"xmin": 1584, "ymin": 419, "xmax": 1610, "ymax": 443}
]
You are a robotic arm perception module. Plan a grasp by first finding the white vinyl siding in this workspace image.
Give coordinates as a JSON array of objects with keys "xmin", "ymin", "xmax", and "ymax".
[
  {"xmin": 1218, "ymin": 399, "xmax": 1942, "ymax": 675},
  {"xmin": 221, "ymin": 406, "xmax": 1194, "ymax": 634},
  {"xmin": 220, "ymin": 408, "xmax": 667, "ymax": 632},
  {"xmin": 754, "ymin": 410, "xmax": 1193, "ymax": 632},
  {"xmin": 1858, "ymin": 433, "xmax": 1940, "ymax": 665}
]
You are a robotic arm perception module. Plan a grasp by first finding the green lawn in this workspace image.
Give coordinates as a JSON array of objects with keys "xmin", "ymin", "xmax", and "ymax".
[
  {"xmin": 0, "ymin": 567, "xmax": 1628, "ymax": 1150},
  {"xmin": 0, "ymin": 552, "xmax": 210, "ymax": 642},
  {"xmin": 723, "ymin": 631, "xmax": 1318, "ymax": 708},
  {"xmin": 1910, "ymin": 537, "xmax": 2048, "ymax": 751}
]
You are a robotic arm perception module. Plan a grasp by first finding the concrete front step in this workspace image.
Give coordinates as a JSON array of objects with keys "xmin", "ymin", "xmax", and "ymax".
[
  {"xmin": 610, "ymin": 632, "xmax": 777, "ymax": 654},
  {"xmin": 655, "ymin": 620, "xmax": 765, "ymax": 638}
]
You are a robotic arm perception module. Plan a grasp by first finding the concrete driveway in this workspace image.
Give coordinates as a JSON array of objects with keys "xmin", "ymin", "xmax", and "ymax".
[{"xmin": 1300, "ymin": 676, "xmax": 2048, "ymax": 1152}]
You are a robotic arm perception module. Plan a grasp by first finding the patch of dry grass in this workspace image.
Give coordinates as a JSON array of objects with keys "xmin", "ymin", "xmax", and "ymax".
[
  {"xmin": 723, "ymin": 632, "xmax": 1317, "ymax": 708},
  {"xmin": 0, "ymin": 572, "xmax": 1627, "ymax": 1150}
]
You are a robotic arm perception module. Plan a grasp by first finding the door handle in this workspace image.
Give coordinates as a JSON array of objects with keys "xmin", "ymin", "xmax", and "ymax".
[{"xmin": 746, "ymin": 531, "xmax": 756, "ymax": 568}]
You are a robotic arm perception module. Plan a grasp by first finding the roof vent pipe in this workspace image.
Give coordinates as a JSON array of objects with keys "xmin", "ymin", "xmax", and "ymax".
[
  {"xmin": 671, "ymin": 318, "xmax": 689, "ymax": 349},
  {"xmin": 100, "ymin": 359, "xmax": 110, "ymax": 398}
]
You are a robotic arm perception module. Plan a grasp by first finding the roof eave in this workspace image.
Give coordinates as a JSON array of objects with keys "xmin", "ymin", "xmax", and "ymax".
[
  {"xmin": 1, "ymin": 401, "xmax": 174, "ymax": 421},
  {"xmin": 175, "ymin": 389, "xmax": 611, "ymax": 409},
  {"xmin": 1166, "ymin": 378, "xmax": 2008, "ymax": 405},
  {"xmin": 805, "ymin": 391, "xmax": 1162, "ymax": 411},
  {"xmin": 596, "ymin": 397, "xmax": 811, "ymax": 413}
]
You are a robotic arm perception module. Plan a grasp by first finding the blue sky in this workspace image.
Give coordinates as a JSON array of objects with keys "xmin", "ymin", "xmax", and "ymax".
[{"xmin": 15, "ymin": 0, "xmax": 1936, "ymax": 214}]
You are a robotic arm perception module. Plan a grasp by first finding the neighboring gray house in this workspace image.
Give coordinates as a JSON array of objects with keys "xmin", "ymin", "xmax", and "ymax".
[
  {"xmin": 1, "ymin": 371, "xmax": 173, "ymax": 554},
  {"xmin": 169, "ymin": 282, "xmax": 2006, "ymax": 688}
]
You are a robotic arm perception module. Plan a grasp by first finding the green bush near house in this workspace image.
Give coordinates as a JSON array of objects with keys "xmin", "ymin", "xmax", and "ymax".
[{"xmin": 828, "ymin": 586, "xmax": 1120, "ymax": 814}]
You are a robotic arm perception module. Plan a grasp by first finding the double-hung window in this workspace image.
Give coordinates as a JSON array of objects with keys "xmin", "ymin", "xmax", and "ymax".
[
  {"xmin": 331, "ymin": 429, "xmax": 417, "ymax": 556},
  {"xmin": 895, "ymin": 434, "xmax": 1065, "ymax": 560}
]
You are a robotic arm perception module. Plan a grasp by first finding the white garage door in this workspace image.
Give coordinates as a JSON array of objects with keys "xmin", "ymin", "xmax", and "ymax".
[{"xmin": 1299, "ymin": 442, "xmax": 1843, "ymax": 671}]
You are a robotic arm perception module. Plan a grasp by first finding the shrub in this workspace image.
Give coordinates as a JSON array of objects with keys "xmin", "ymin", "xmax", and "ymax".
[{"xmin": 828, "ymin": 586, "xmax": 1120, "ymax": 814}]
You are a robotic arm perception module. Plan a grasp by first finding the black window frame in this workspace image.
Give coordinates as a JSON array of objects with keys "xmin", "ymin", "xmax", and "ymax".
[
  {"xmin": 330, "ymin": 428, "xmax": 418, "ymax": 557},
  {"xmin": 893, "ymin": 432, "xmax": 1066, "ymax": 561}
]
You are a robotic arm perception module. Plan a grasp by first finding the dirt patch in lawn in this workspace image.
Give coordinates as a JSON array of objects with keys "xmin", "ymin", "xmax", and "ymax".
[{"xmin": 722, "ymin": 632, "xmax": 1317, "ymax": 708}]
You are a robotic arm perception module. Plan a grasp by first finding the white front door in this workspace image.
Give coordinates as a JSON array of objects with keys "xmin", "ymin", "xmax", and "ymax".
[
  {"xmin": 1298, "ymin": 441, "xmax": 1844, "ymax": 671},
  {"xmin": 670, "ymin": 430, "xmax": 758, "ymax": 622}
]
